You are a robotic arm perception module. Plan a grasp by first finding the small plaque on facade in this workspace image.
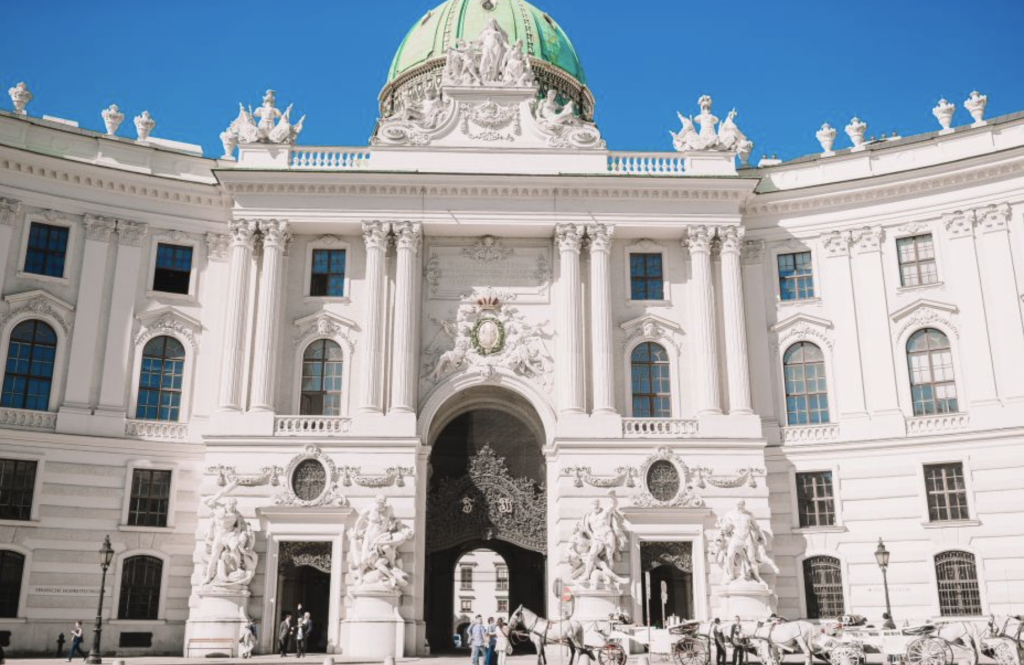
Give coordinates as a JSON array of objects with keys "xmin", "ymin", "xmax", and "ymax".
[{"xmin": 423, "ymin": 237, "xmax": 552, "ymax": 302}]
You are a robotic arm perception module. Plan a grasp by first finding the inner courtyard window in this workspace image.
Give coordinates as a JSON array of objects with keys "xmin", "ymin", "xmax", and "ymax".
[
  {"xmin": 803, "ymin": 556, "xmax": 844, "ymax": 619},
  {"xmin": 907, "ymin": 328, "xmax": 957, "ymax": 415},
  {"xmin": 630, "ymin": 342, "xmax": 671, "ymax": 417},
  {"xmin": 629, "ymin": 252, "xmax": 664, "ymax": 300},
  {"xmin": 897, "ymin": 234, "xmax": 938, "ymax": 287},
  {"xmin": 128, "ymin": 469, "xmax": 171, "ymax": 528},
  {"xmin": 24, "ymin": 222, "xmax": 69, "ymax": 278},
  {"xmin": 796, "ymin": 471, "xmax": 835, "ymax": 528},
  {"xmin": 152, "ymin": 243, "xmax": 193, "ymax": 295},
  {"xmin": 136, "ymin": 336, "xmax": 185, "ymax": 422},
  {"xmin": 778, "ymin": 251, "xmax": 815, "ymax": 301},
  {"xmin": 460, "ymin": 566, "xmax": 472, "ymax": 590},
  {"xmin": 300, "ymin": 340, "xmax": 343, "ymax": 416},
  {"xmin": 934, "ymin": 551, "xmax": 982, "ymax": 616},
  {"xmin": 924, "ymin": 462, "xmax": 969, "ymax": 522},
  {"xmin": 0, "ymin": 459, "xmax": 37, "ymax": 521},
  {"xmin": 118, "ymin": 555, "xmax": 163, "ymax": 620},
  {"xmin": 1, "ymin": 319, "xmax": 57, "ymax": 412},
  {"xmin": 310, "ymin": 249, "xmax": 346, "ymax": 297},
  {"xmin": 783, "ymin": 342, "xmax": 829, "ymax": 425}
]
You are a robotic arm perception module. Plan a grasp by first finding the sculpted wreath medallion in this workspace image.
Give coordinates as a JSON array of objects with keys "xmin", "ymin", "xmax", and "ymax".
[{"xmin": 471, "ymin": 316, "xmax": 505, "ymax": 355}]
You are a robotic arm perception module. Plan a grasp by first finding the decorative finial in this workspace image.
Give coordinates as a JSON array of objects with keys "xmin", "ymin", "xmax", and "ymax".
[
  {"xmin": 101, "ymin": 104, "xmax": 124, "ymax": 135},
  {"xmin": 845, "ymin": 117, "xmax": 867, "ymax": 150},
  {"xmin": 816, "ymin": 123, "xmax": 837, "ymax": 156},
  {"xmin": 964, "ymin": 91, "xmax": 987, "ymax": 127},
  {"xmin": 134, "ymin": 110, "xmax": 155, "ymax": 142},
  {"xmin": 8, "ymin": 82, "xmax": 32, "ymax": 116},
  {"xmin": 932, "ymin": 98, "xmax": 955, "ymax": 134}
]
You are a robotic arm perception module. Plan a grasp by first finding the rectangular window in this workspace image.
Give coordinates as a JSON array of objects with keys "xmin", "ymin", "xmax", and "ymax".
[
  {"xmin": 310, "ymin": 249, "xmax": 346, "ymax": 297},
  {"xmin": 460, "ymin": 599, "xmax": 472, "ymax": 612},
  {"xmin": 152, "ymin": 244, "xmax": 193, "ymax": 294},
  {"xmin": 496, "ymin": 566, "xmax": 509, "ymax": 591},
  {"xmin": 24, "ymin": 223, "xmax": 69, "ymax": 278},
  {"xmin": 497, "ymin": 599, "xmax": 509, "ymax": 613},
  {"xmin": 0, "ymin": 459, "xmax": 37, "ymax": 521},
  {"xmin": 796, "ymin": 471, "xmax": 835, "ymax": 528},
  {"xmin": 897, "ymin": 234, "xmax": 938, "ymax": 287},
  {"xmin": 778, "ymin": 251, "xmax": 815, "ymax": 301},
  {"xmin": 460, "ymin": 566, "xmax": 473, "ymax": 590},
  {"xmin": 629, "ymin": 253, "xmax": 664, "ymax": 300},
  {"xmin": 127, "ymin": 469, "xmax": 172, "ymax": 527},
  {"xmin": 924, "ymin": 463, "xmax": 969, "ymax": 522}
]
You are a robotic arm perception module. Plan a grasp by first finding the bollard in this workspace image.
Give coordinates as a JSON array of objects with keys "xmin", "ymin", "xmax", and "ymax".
[{"xmin": 323, "ymin": 658, "xmax": 335, "ymax": 665}]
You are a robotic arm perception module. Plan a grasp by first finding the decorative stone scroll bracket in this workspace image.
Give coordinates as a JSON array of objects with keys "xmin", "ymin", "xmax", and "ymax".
[
  {"xmin": 208, "ymin": 464, "xmax": 282, "ymax": 487},
  {"xmin": 338, "ymin": 466, "xmax": 415, "ymax": 488},
  {"xmin": 562, "ymin": 466, "xmax": 637, "ymax": 489}
]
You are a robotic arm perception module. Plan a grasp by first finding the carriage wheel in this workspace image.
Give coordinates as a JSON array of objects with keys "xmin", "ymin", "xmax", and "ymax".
[
  {"xmin": 906, "ymin": 638, "xmax": 954, "ymax": 665},
  {"xmin": 828, "ymin": 644, "xmax": 865, "ymax": 665},
  {"xmin": 597, "ymin": 643, "xmax": 627, "ymax": 665},
  {"xmin": 672, "ymin": 637, "xmax": 710, "ymax": 665},
  {"xmin": 990, "ymin": 639, "xmax": 1021, "ymax": 665}
]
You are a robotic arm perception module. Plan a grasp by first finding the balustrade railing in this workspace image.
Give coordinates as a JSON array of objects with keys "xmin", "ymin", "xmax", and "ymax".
[
  {"xmin": 780, "ymin": 424, "xmax": 840, "ymax": 444},
  {"xmin": 275, "ymin": 416, "xmax": 352, "ymax": 435},
  {"xmin": 125, "ymin": 419, "xmax": 189, "ymax": 440},
  {"xmin": 907, "ymin": 413, "xmax": 970, "ymax": 435},
  {"xmin": 607, "ymin": 152, "xmax": 686, "ymax": 176},
  {"xmin": 622, "ymin": 418, "xmax": 698, "ymax": 438},
  {"xmin": 0, "ymin": 407, "xmax": 56, "ymax": 430},
  {"xmin": 290, "ymin": 147, "xmax": 371, "ymax": 170}
]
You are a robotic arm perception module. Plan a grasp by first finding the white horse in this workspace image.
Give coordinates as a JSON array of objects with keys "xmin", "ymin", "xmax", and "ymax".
[
  {"xmin": 751, "ymin": 620, "xmax": 822, "ymax": 665},
  {"xmin": 508, "ymin": 605, "xmax": 590, "ymax": 665}
]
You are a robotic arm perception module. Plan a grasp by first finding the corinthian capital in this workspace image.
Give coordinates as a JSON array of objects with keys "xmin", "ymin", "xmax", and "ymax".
[
  {"xmin": 684, "ymin": 225, "xmax": 714, "ymax": 254},
  {"xmin": 83, "ymin": 214, "xmax": 116, "ymax": 243},
  {"xmin": 0, "ymin": 198, "xmax": 22, "ymax": 226},
  {"xmin": 206, "ymin": 232, "xmax": 229, "ymax": 260},
  {"xmin": 115, "ymin": 220, "xmax": 149, "ymax": 247},
  {"xmin": 362, "ymin": 221, "xmax": 391, "ymax": 251},
  {"xmin": 228, "ymin": 220, "xmax": 259, "ymax": 248},
  {"xmin": 555, "ymin": 224, "xmax": 585, "ymax": 254},
  {"xmin": 821, "ymin": 230, "xmax": 852, "ymax": 257},
  {"xmin": 943, "ymin": 210, "xmax": 977, "ymax": 239},
  {"xmin": 259, "ymin": 219, "xmax": 290, "ymax": 249},
  {"xmin": 717, "ymin": 225, "xmax": 745, "ymax": 254},
  {"xmin": 977, "ymin": 203, "xmax": 1011, "ymax": 234},
  {"xmin": 853, "ymin": 227, "xmax": 884, "ymax": 253},
  {"xmin": 586, "ymin": 223, "xmax": 615, "ymax": 254},
  {"xmin": 393, "ymin": 221, "xmax": 422, "ymax": 253}
]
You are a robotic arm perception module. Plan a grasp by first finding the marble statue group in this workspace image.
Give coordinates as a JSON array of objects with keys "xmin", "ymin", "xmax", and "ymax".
[
  {"xmin": 713, "ymin": 500, "xmax": 777, "ymax": 585},
  {"xmin": 442, "ymin": 19, "xmax": 536, "ymax": 88},
  {"xmin": 564, "ymin": 494, "xmax": 629, "ymax": 589},
  {"xmin": 348, "ymin": 495, "xmax": 415, "ymax": 590},
  {"xmin": 201, "ymin": 483, "xmax": 258, "ymax": 591}
]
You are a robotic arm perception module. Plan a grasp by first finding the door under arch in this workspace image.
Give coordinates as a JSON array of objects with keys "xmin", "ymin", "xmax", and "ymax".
[{"xmin": 425, "ymin": 407, "xmax": 547, "ymax": 651}]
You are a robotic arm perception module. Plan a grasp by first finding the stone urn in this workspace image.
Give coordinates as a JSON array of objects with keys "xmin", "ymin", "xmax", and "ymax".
[
  {"xmin": 134, "ymin": 111, "xmax": 156, "ymax": 142},
  {"xmin": 8, "ymin": 82, "xmax": 31, "ymax": 115},
  {"xmin": 845, "ymin": 117, "xmax": 867, "ymax": 149},
  {"xmin": 964, "ymin": 91, "xmax": 987, "ymax": 126},
  {"xmin": 816, "ymin": 123, "xmax": 837, "ymax": 154},
  {"xmin": 101, "ymin": 104, "xmax": 124, "ymax": 135}
]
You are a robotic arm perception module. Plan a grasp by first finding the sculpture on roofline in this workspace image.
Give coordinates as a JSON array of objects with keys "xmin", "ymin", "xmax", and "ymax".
[
  {"xmin": 348, "ymin": 495, "xmax": 414, "ymax": 590},
  {"xmin": 671, "ymin": 95, "xmax": 754, "ymax": 163},
  {"xmin": 439, "ymin": 21, "xmax": 534, "ymax": 88},
  {"xmin": 219, "ymin": 90, "xmax": 305, "ymax": 157}
]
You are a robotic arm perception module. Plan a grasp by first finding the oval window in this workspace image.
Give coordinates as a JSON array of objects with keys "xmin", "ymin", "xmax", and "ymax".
[
  {"xmin": 646, "ymin": 460, "xmax": 680, "ymax": 503},
  {"xmin": 292, "ymin": 459, "xmax": 327, "ymax": 501}
]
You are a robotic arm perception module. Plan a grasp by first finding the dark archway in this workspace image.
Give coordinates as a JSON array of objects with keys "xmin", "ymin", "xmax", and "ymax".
[
  {"xmin": 425, "ymin": 404, "xmax": 547, "ymax": 652},
  {"xmin": 641, "ymin": 542, "xmax": 695, "ymax": 627}
]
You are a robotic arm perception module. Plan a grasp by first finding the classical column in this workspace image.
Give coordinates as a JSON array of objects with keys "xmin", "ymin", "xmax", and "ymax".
[
  {"xmin": 850, "ymin": 227, "xmax": 901, "ymax": 415},
  {"xmin": 0, "ymin": 198, "xmax": 22, "ymax": 298},
  {"xmin": 61, "ymin": 215, "xmax": 116, "ymax": 411},
  {"xmin": 193, "ymin": 233, "xmax": 230, "ymax": 417},
  {"xmin": 942, "ymin": 210, "xmax": 998, "ymax": 406},
  {"xmin": 741, "ymin": 240, "xmax": 773, "ymax": 416},
  {"xmin": 718, "ymin": 225, "xmax": 752, "ymax": 414},
  {"xmin": 975, "ymin": 204, "xmax": 1024, "ymax": 400},
  {"xmin": 218, "ymin": 220, "xmax": 259, "ymax": 412},
  {"xmin": 358, "ymin": 221, "xmax": 390, "ymax": 414},
  {"xmin": 685, "ymin": 226, "xmax": 721, "ymax": 416},
  {"xmin": 820, "ymin": 231, "xmax": 868, "ymax": 419},
  {"xmin": 587, "ymin": 224, "xmax": 616, "ymax": 415},
  {"xmin": 97, "ymin": 220, "xmax": 149, "ymax": 415},
  {"xmin": 390, "ymin": 221, "xmax": 422, "ymax": 413},
  {"xmin": 555, "ymin": 224, "xmax": 585, "ymax": 415},
  {"xmin": 249, "ymin": 220, "xmax": 290, "ymax": 412}
]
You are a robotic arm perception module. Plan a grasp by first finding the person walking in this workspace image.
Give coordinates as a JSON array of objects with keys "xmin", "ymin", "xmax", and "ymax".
[
  {"xmin": 66, "ymin": 621, "xmax": 87, "ymax": 661},
  {"xmin": 278, "ymin": 613, "xmax": 293, "ymax": 657},
  {"xmin": 730, "ymin": 616, "xmax": 746, "ymax": 665},
  {"xmin": 485, "ymin": 617, "xmax": 497, "ymax": 665},
  {"xmin": 495, "ymin": 618, "xmax": 511, "ymax": 665},
  {"xmin": 302, "ymin": 612, "xmax": 314, "ymax": 654},
  {"xmin": 469, "ymin": 615, "xmax": 487, "ymax": 665},
  {"xmin": 713, "ymin": 618, "xmax": 728, "ymax": 665},
  {"xmin": 296, "ymin": 614, "xmax": 307, "ymax": 658}
]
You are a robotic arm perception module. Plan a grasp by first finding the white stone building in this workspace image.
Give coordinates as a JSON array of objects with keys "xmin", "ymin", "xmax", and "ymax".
[{"xmin": 0, "ymin": 0, "xmax": 1022, "ymax": 658}]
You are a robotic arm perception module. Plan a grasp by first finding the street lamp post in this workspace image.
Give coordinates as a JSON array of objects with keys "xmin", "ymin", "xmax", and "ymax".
[
  {"xmin": 86, "ymin": 536, "xmax": 115, "ymax": 665},
  {"xmin": 874, "ymin": 538, "xmax": 893, "ymax": 624}
]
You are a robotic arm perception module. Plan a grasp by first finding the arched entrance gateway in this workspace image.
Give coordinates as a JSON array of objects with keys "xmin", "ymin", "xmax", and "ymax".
[{"xmin": 424, "ymin": 387, "xmax": 548, "ymax": 651}]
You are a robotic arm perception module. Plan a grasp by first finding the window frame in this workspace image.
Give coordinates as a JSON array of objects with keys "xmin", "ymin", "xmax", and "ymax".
[
  {"xmin": 623, "ymin": 240, "xmax": 670, "ymax": 306},
  {"xmin": 628, "ymin": 252, "xmax": 666, "ymax": 302},
  {"xmin": 17, "ymin": 214, "xmax": 75, "ymax": 285},
  {"xmin": 776, "ymin": 250, "xmax": 817, "ymax": 303},
  {"xmin": 787, "ymin": 465, "xmax": 845, "ymax": 532},
  {"xmin": 112, "ymin": 552, "xmax": 168, "ymax": 623},
  {"xmin": 795, "ymin": 470, "xmax": 837, "ymax": 529},
  {"xmin": 299, "ymin": 339, "xmax": 345, "ymax": 417},
  {"xmin": 304, "ymin": 236, "xmax": 352, "ymax": 302},
  {"xmin": 128, "ymin": 329, "xmax": 194, "ymax": 425},
  {"xmin": 799, "ymin": 555, "xmax": 847, "ymax": 620},
  {"xmin": 0, "ymin": 298, "xmax": 71, "ymax": 414},
  {"xmin": 289, "ymin": 314, "xmax": 356, "ymax": 418},
  {"xmin": 0, "ymin": 545, "xmax": 30, "ymax": 620},
  {"xmin": 132, "ymin": 335, "xmax": 187, "ymax": 422},
  {"xmin": 895, "ymin": 233, "xmax": 940, "ymax": 289},
  {"xmin": 628, "ymin": 341, "xmax": 673, "ymax": 419},
  {"xmin": 782, "ymin": 341, "xmax": 831, "ymax": 427},
  {"xmin": 771, "ymin": 316, "xmax": 837, "ymax": 433},
  {"xmin": 120, "ymin": 461, "xmax": 179, "ymax": 531},
  {"xmin": 1, "ymin": 319, "xmax": 58, "ymax": 412},
  {"xmin": 916, "ymin": 458, "xmax": 978, "ymax": 527},
  {"xmin": 931, "ymin": 549, "xmax": 985, "ymax": 617},
  {"xmin": 891, "ymin": 224, "xmax": 945, "ymax": 293},
  {"xmin": 460, "ymin": 566, "xmax": 473, "ymax": 591},
  {"xmin": 145, "ymin": 232, "xmax": 200, "ymax": 302},
  {"xmin": 906, "ymin": 328, "xmax": 959, "ymax": 417}
]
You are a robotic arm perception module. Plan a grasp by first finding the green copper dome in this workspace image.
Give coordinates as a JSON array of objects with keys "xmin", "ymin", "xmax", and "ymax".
[{"xmin": 387, "ymin": 0, "xmax": 586, "ymax": 86}]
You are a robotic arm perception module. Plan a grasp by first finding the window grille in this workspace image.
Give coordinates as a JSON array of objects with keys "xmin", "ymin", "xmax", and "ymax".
[
  {"xmin": 796, "ymin": 471, "xmax": 835, "ymax": 528},
  {"xmin": 118, "ymin": 556, "xmax": 163, "ymax": 620},
  {"xmin": 0, "ymin": 459, "xmax": 37, "ymax": 522},
  {"xmin": 803, "ymin": 556, "xmax": 844, "ymax": 619},
  {"xmin": 935, "ymin": 551, "xmax": 982, "ymax": 616},
  {"xmin": 1, "ymin": 320, "xmax": 57, "ymax": 411},
  {"xmin": 907, "ymin": 329, "xmax": 957, "ymax": 415},
  {"xmin": 0, "ymin": 551, "xmax": 24, "ymax": 618},
  {"xmin": 924, "ymin": 463, "xmax": 969, "ymax": 522},
  {"xmin": 128, "ymin": 469, "xmax": 171, "ymax": 528},
  {"xmin": 631, "ymin": 342, "xmax": 671, "ymax": 417}
]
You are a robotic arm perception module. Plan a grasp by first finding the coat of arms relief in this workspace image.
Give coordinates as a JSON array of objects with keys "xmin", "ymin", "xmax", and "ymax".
[{"xmin": 422, "ymin": 288, "xmax": 554, "ymax": 391}]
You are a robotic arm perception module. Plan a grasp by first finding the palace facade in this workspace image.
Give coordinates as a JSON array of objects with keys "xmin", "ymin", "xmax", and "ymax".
[{"xmin": 0, "ymin": 0, "xmax": 1022, "ymax": 657}]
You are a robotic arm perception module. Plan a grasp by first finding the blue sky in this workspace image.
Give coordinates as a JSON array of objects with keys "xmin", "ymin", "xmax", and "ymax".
[{"xmin": 4, "ymin": 0, "xmax": 1023, "ymax": 161}]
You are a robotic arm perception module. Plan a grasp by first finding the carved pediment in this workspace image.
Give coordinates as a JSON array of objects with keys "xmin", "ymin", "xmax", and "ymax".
[
  {"xmin": 890, "ymin": 298, "xmax": 959, "ymax": 342},
  {"xmin": 620, "ymin": 314, "xmax": 685, "ymax": 351},
  {"xmin": 135, "ymin": 306, "xmax": 202, "ymax": 350},
  {"xmin": 770, "ymin": 313, "xmax": 834, "ymax": 352},
  {"xmin": 292, "ymin": 311, "xmax": 358, "ymax": 351},
  {"xmin": 1, "ymin": 290, "xmax": 75, "ymax": 334}
]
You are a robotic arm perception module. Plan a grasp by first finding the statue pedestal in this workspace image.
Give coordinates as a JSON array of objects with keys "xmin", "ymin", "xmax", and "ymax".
[
  {"xmin": 184, "ymin": 587, "xmax": 250, "ymax": 658},
  {"xmin": 715, "ymin": 580, "xmax": 773, "ymax": 620},
  {"xmin": 572, "ymin": 585, "xmax": 624, "ymax": 647},
  {"xmin": 340, "ymin": 588, "xmax": 405, "ymax": 658}
]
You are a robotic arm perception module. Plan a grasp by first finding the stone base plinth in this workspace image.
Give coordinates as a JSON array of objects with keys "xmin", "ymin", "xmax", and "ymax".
[
  {"xmin": 340, "ymin": 588, "xmax": 404, "ymax": 658},
  {"xmin": 715, "ymin": 581, "xmax": 773, "ymax": 620},
  {"xmin": 184, "ymin": 588, "xmax": 250, "ymax": 658},
  {"xmin": 572, "ymin": 586, "xmax": 624, "ymax": 648}
]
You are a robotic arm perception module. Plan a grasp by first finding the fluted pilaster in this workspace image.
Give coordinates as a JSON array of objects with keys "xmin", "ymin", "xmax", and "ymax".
[
  {"xmin": 587, "ymin": 224, "xmax": 616, "ymax": 414},
  {"xmin": 358, "ymin": 221, "xmax": 391, "ymax": 414},
  {"xmin": 685, "ymin": 226, "xmax": 721, "ymax": 415},
  {"xmin": 719, "ymin": 225, "xmax": 752, "ymax": 414},
  {"xmin": 390, "ymin": 221, "xmax": 422, "ymax": 413},
  {"xmin": 249, "ymin": 220, "xmax": 290, "ymax": 412},
  {"xmin": 218, "ymin": 220, "xmax": 259, "ymax": 411},
  {"xmin": 556, "ymin": 224, "xmax": 586, "ymax": 414}
]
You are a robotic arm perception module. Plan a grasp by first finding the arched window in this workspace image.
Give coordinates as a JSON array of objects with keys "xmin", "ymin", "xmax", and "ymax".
[
  {"xmin": 118, "ymin": 555, "xmax": 162, "ymax": 620},
  {"xmin": 136, "ymin": 336, "xmax": 185, "ymax": 422},
  {"xmin": 631, "ymin": 342, "xmax": 671, "ymax": 418},
  {"xmin": 0, "ymin": 550, "xmax": 25, "ymax": 618},
  {"xmin": 802, "ymin": 555, "xmax": 844, "ymax": 619},
  {"xmin": 300, "ymin": 340, "xmax": 343, "ymax": 416},
  {"xmin": 783, "ymin": 342, "xmax": 829, "ymax": 425},
  {"xmin": 907, "ymin": 329, "xmax": 958, "ymax": 416},
  {"xmin": 935, "ymin": 551, "xmax": 981, "ymax": 616},
  {"xmin": 1, "ymin": 320, "xmax": 57, "ymax": 411}
]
